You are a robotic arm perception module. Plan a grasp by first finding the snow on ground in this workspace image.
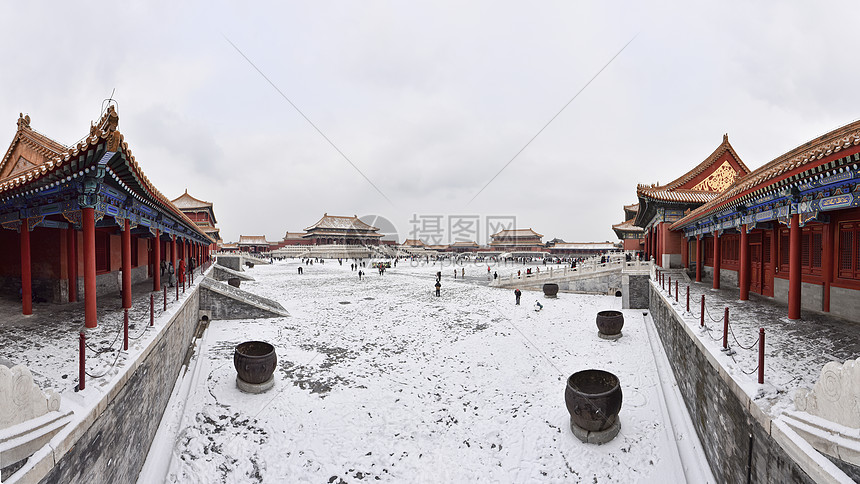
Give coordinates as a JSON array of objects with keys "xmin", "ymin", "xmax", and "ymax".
[{"xmin": 142, "ymin": 259, "xmax": 712, "ymax": 483}]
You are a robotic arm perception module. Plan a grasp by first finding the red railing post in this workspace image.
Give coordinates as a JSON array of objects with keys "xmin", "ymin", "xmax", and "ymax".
[
  {"xmin": 176, "ymin": 283, "xmax": 179, "ymax": 301},
  {"xmin": 150, "ymin": 294, "xmax": 154, "ymax": 326},
  {"xmin": 123, "ymin": 308, "xmax": 129, "ymax": 351},
  {"xmin": 675, "ymin": 280, "xmax": 679, "ymax": 302},
  {"xmin": 723, "ymin": 307, "xmax": 729, "ymax": 349},
  {"xmin": 686, "ymin": 286, "xmax": 690, "ymax": 312},
  {"xmin": 163, "ymin": 286, "xmax": 167, "ymax": 311},
  {"xmin": 668, "ymin": 276, "xmax": 672, "ymax": 297},
  {"xmin": 79, "ymin": 331, "xmax": 86, "ymax": 391},
  {"xmin": 758, "ymin": 328, "xmax": 765, "ymax": 384},
  {"xmin": 700, "ymin": 295, "xmax": 705, "ymax": 327}
]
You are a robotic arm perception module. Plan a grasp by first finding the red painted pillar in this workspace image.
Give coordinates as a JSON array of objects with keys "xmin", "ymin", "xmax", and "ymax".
[
  {"xmin": 788, "ymin": 214, "xmax": 802, "ymax": 320},
  {"xmin": 171, "ymin": 234, "xmax": 177, "ymax": 273},
  {"xmin": 20, "ymin": 218, "xmax": 32, "ymax": 315},
  {"xmin": 739, "ymin": 226, "xmax": 750, "ymax": 301},
  {"xmin": 82, "ymin": 207, "xmax": 97, "ymax": 328},
  {"xmin": 822, "ymin": 223, "xmax": 833, "ymax": 312},
  {"xmin": 153, "ymin": 229, "xmax": 161, "ymax": 291},
  {"xmin": 67, "ymin": 227, "xmax": 77, "ymax": 302},
  {"xmin": 122, "ymin": 219, "xmax": 132, "ymax": 308},
  {"xmin": 712, "ymin": 232, "xmax": 721, "ymax": 290},
  {"xmin": 696, "ymin": 235, "xmax": 702, "ymax": 282}
]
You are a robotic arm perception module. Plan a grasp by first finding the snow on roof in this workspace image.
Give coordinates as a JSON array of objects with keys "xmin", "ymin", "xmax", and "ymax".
[
  {"xmin": 305, "ymin": 213, "xmax": 379, "ymax": 232},
  {"xmin": 238, "ymin": 235, "xmax": 269, "ymax": 245},
  {"xmin": 171, "ymin": 189, "xmax": 213, "ymax": 209},
  {"xmin": 450, "ymin": 241, "xmax": 479, "ymax": 247},
  {"xmin": 402, "ymin": 239, "xmax": 425, "ymax": 246},
  {"xmin": 491, "ymin": 228, "xmax": 544, "ymax": 239}
]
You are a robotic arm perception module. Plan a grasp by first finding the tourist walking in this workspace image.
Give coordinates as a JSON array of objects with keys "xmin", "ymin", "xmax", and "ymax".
[
  {"xmin": 358, "ymin": 270, "xmax": 363, "ymax": 280},
  {"xmin": 168, "ymin": 262, "xmax": 175, "ymax": 287},
  {"xmin": 514, "ymin": 288, "xmax": 521, "ymax": 305},
  {"xmin": 435, "ymin": 280, "xmax": 441, "ymax": 297},
  {"xmin": 298, "ymin": 266, "xmax": 303, "ymax": 275}
]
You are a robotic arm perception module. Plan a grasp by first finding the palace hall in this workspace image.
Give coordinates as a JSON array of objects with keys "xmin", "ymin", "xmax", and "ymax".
[
  {"xmin": 635, "ymin": 125, "xmax": 860, "ymax": 322},
  {"xmin": 0, "ymin": 107, "xmax": 214, "ymax": 328}
]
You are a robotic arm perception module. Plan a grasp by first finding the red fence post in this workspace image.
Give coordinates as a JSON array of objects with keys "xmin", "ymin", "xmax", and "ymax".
[
  {"xmin": 675, "ymin": 280, "xmax": 679, "ymax": 303},
  {"xmin": 669, "ymin": 276, "xmax": 672, "ymax": 297},
  {"xmin": 686, "ymin": 286, "xmax": 690, "ymax": 312},
  {"xmin": 700, "ymin": 295, "xmax": 705, "ymax": 327},
  {"xmin": 79, "ymin": 331, "xmax": 86, "ymax": 391},
  {"xmin": 150, "ymin": 294, "xmax": 154, "ymax": 326},
  {"xmin": 176, "ymin": 283, "xmax": 179, "ymax": 301},
  {"xmin": 123, "ymin": 308, "xmax": 129, "ymax": 351},
  {"xmin": 723, "ymin": 307, "xmax": 729, "ymax": 350},
  {"xmin": 163, "ymin": 286, "xmax": 167, "ymax": 311},
  {"xmin": 758, "ymin": 328, "xmax": 765, "ymax": 384}
]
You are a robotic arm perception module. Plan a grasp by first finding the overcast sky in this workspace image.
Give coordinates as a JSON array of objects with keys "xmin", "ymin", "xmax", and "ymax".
[{"xmin": 2, "ymin": 1, "xmax": 858, "ymax": 244}]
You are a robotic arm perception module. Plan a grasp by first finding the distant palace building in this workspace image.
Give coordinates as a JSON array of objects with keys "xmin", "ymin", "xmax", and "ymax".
[
  {"xmin": 303, "ymin": 214, "xmax": 383, "ymax": 245},
  {"xmin": 237, "ymin": 235, "xmax": 270, "ymax": 253},
  {"xmin": 172, "ymin": 190, "xmax": 221, "ymax": 243},
  {"xmin": 449, "ymin": 241, "xmax": 480, "ymax": 253},
  {"xmin": 489, "ymin": 228, "xmax": 544, "ymax": 252},
  {"xmin": 612, "ymin": 203, "xmax": 645, "ymax": 251},
  {"xmin": 547, "ymin": 241, "xmax": 619, "ymax": 258}
]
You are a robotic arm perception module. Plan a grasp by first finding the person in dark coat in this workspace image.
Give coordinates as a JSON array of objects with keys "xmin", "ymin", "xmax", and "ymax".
[
  {"xmin": 514, "ymin": 288, "xmax": 521, "ymax": 305},
  {"xmin": 435, "ymin": 280, "xmax": 441, "ymax": 297}
]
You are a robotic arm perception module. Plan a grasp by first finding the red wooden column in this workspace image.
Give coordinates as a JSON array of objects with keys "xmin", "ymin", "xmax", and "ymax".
[
  {"xmin": 121, "ymin": 219, "xmax": 132, "ymax": 309},
  {"xmin": 171, "ymin": 234, "xmax": 177, "ymax": 273},
  {"xmin": 82, "ymin": 207, "xmax": 97, "ymax": 328},
  {"xmin": 788, "ymin": 214, "xmax": 802, "ymax": 320},
  {"xmin": 67, "ymin": 227, "xmax": 77, "ymax": 302},
  {"xmin": 822, "ymin": 223, "xmax": 834, "ymax": 312},
  {"xmin": 153, "ymin": 229, "xmax": 161, "ymax": 291},
  {"xmin": 739, "ymin": 225, "xmax": 750, "ymax": 301},
  {"xmin": 696, "ymin": 235, "xmax": 702, "ymax": 282},
  {"xmin": 20, "ymin": 218, "xmax": 32, "ymax": 315},
  {"xmin": 712, "ymin": 232, "xmax": 721, "ymax": 289}
]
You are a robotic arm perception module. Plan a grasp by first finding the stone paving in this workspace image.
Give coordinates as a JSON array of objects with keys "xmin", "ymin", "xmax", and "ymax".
[
  {"xmin": 655, "ymin": 268, "xmax": 860, "ymax": 409},
  {"xmin": 0, "ymin": 269, "xmax": 206, "ymax": 394}
]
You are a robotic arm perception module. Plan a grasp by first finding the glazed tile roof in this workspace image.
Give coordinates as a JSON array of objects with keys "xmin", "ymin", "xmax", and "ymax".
[
  {"xmin": 283, "ymin": 232, "xmax": 305, "ymax": 240},
  {"xmin": 623, "ymin": 203, "xmax": 639, "ymax": 212},
  {"xmin": 491, "ymin": 228, "xmax": 544, "ymax": 239},
  {"xmin": 635, "ymin": 187, "xmax": 720, "ymax": 204},
  {"xmin": 612, "ymin": 218, "xmax": 644, "ymax": 232},
  {"xmin": 450, "ymin": 241, "xmax": 479, "ymax": 247},
  {"xmin": 238, "ymin": 235, "xmax": 269, "ymax": 246},
  {"xmin": 402, "ymin": 239, "xmax": 426, "ymax": 246},
  {"xmin": 656, "ymin": 134, "xmax": 750, "ymax": 191},
  {"xmin": 0, "ymin": 108, "xmax": 213, "ymax": 243},
  {"xmin": 172, "ymin": 190, "xmax": 213, "ymax": 209},
  {"xmin": 671, "ymin": 119, "xmax": 860, "ymax": 229},
  {"xmin": 305, "ymin": 214, "xmax": 379, "ymax": 232}
]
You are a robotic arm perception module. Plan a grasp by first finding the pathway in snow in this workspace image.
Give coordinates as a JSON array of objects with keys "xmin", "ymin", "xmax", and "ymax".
[{"xmin": 143, "ymin": 260, "xmax": 712, "ymax": 483}]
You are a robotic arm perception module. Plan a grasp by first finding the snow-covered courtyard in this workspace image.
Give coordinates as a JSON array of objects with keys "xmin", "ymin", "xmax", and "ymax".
[{"xmin": 141, "ymin": 259, "xmax": 712, "ymax": 483}]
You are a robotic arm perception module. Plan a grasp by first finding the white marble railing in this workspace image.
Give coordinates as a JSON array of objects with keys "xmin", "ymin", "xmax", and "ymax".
[{"xmin": 493, "ymin": 258, "xmax": 651, "ymax": 287}]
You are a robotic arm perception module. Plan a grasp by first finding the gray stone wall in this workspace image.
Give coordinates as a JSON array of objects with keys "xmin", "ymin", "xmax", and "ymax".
[
  {"xmin": 622, "ymin": 274, "xmax": 649, "ymax": 309},
  {"xmin": 773, "ymin": 279, "xmax": 826, "ymax": 312},
  {"xmin": 830, "ymin": 286, "xmax": 860, "ymax": 322},
  {"xmin": 649, "ymin": 285, "xmax": 814, "ymax": 484},
  {"xmin": 40, "ymin": 290, "xmax": 201, "ymax": 484},
  {"xmin": 719, "ymin": 268, "xmax": 739, "ymax": 288}
]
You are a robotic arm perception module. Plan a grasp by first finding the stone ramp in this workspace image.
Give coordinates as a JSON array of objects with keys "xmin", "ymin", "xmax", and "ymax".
[
  {"xmin": 199, "ymin": 277, "xmax": 289, "ymax": 320},
  {"xmin": 211, "ymin": 264, "xmax": 255, "ymax": 283}
]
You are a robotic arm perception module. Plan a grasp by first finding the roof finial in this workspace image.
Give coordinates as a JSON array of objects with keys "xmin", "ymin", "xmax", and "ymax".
[
  {"xmin": 17, "ymin": 113, "xmax": 30, "ymax": 129},
  {"xmin": 723, "ymin": 133, "xmax": 729, "ymax": 143}
]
